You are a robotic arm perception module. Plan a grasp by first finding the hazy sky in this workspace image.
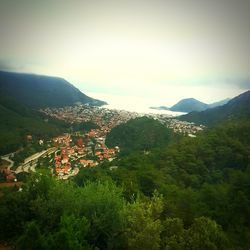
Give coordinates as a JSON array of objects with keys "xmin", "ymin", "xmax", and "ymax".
[{"xmin": 0, "ymin": 0, "xmax": 249, "ymax": 105}]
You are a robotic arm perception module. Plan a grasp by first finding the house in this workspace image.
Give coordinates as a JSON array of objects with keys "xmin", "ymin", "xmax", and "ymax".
[
  {"xmin": 63, "ymin": 166, "xmax": 71, "ymax": 174},
  {"xmin": 109, "ymin": 166, "xmax": 118, "ymax": 170},
  {"xmin": 6, "ymin": 174, "xmax": 16, "ymax": 182},
  {"xmin": 61, "ymin": 156, "xmax": 69, "ymax": 164},
  {"xmin": 88, "ymin": 131, "xmax": 96, "ymax": 138},
  {"xmin": 80, "ymin": 159, "xmax": 97, "ymax": 167},
  {"xmin": 76, "ymin": 138, "xmax": 84, "ymax": 147},
  {"xmin": 78, "ymin": 148, "xmax": 85, "ymax": 155},
  {"xmin": 98, "ymin": 155, "xmax": 104, "ymax": 160},
  {"xmin": 0, "ymin": 167, "xmax": 11, "ymax": 175},
  {"xmin": 54, "ymin": 155, "xmax": 61, "ymax": 161},
  {"xmin": 55, "ymin": 161, "xmax": 61, "ymax": 167},
  {"xmin": 55, "ymin": 168, "xmax": 61, "ymax": 174}
]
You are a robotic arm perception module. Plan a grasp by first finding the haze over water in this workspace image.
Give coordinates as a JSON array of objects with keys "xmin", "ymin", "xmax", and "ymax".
[{"xmin": 86, "ymin": 92, "xmax": 185, "ymax": 115}]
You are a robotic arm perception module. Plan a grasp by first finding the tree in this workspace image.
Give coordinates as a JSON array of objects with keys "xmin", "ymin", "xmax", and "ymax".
[
  {"xmin": 16, "ymin": 221, "xmax": 45, "ymax": 250},
  {"xmin": 186, "ymin": 217, "xmax": 229, "ymax": 250},
  {"xmin": 123, "ymin": 192, "xmax": 163, "ymax": 250},
  {"xmin": 48, "ymin": 214, "xmax": 90, "ymax": 250},
  {"xmin": 161, "ymin": 218, "xmax": 186, "ymax": 250},
  {"xmin": 79, "ymin": 181, "xmax": 125, "ymax": 249}
]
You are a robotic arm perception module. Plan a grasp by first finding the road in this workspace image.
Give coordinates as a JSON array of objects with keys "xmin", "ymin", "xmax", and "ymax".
[
  {"xmin": 15, "ymin": 147, "xmax": 57, "ymax": 174},
  {"xmin": 60, "ymin": 168, "xmax": 79, "ymax": 180},
  {"xmin": 1, "ymin": 156, "xmax": 14, "ymax": 170}
]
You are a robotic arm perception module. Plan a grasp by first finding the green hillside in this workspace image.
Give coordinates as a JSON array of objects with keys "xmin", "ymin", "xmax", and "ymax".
[
  {"xmin": 179, "ymin": 90, "xmax": 250, "ymax": 125},
  {"xmin": 106, "ymin": 117, "xmax": 173, "ymax": 154},
  {"xmin": 1, "ymin": 118, "xmax": 249, "ymax": 249},
  {"xmin": 0, "ymin": 71, "xmax": 106, "ymax": 108},
  {"xmin": 76, "ymin": 118, "xmax": 250, "ymax": 249},
  {"xmin": 0, "ymin": 94, "xmax": 67, "ymax": 154}
]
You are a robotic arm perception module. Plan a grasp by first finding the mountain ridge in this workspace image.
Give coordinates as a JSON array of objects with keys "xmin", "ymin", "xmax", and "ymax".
[
  {"xmin": 0, "ymin": 71, "xmax": 107, "ymax": 108},
  {"xmin": 170, "ymin": 98, "xmax": 208, "ymax": 112},
  {"xmin": 178, "ymin": 90, "xmax": 250, "ymax": 125},
  {"xmin": 150, "ymin": 97, "xmax": 230, "ymax": 113},
  {"xmin": 0, "ymin": 92, "xmax": 67, "ymax": 154}
]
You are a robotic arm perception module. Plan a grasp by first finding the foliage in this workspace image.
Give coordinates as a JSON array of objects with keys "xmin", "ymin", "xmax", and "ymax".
[
  {"xmin": 0, "ymin": 70, "xmax": 106, "ymax": 108},
  {"xmin": 179, "ymin": 90, "xmax": 250, "ymax": 125},
  {"xmin": 71, "ymin": 121, "xmax": 99, "ymax": 132},
  {"xmin": 0, "ymin": 94, "xmax": 69, "ymax": 155},
  {"xmin": 0, "ymin": 172, "xmax": 236, "ymax": 249},
  {"xmin": 0, "ymin": 115, "xmax": 250, "ymax": 249},
  {"xmin": 123, "ymin": 192, "xmax": 163, "ymax": 250},
  {"xmin": 106, "ymin": 117, "xmax": 173, "ymax": 154}
]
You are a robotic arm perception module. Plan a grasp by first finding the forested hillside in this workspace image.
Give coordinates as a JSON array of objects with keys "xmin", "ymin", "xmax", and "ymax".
[
  {"xmin": 179, "ymin": 90, "xmax": 250, "ymax": 125},
  {"xmin": 1, "ymin": 118, "xmax": 249, "ymax": 249},
  {"xmin": 0, "ymin": 94, "xmax": 67, "ymax": 154},
  {"xmin": 77, "ymin": 119, "xmax": 250, "ymax": 249},
  {"xmin": 106, "ymin": 117, "xmax": 173, "ymax": 154},
  {"xmin": 0, "ymin": 71, "xmax": 106, "ymax": 108}
]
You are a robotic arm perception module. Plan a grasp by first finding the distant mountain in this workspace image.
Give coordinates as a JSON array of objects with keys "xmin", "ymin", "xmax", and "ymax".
[
  {"xmin": 179, "ymin": 90, "xmax": 250, "ymax": 125},
  {"xmin": 0, "ymin": 71, "xmax": 107, "ymax": 108},
  {"xmin": 208, "ymin": 98, "xmax": 231, "ymax": 108},
  {"xmin": 170, "ymin": 98, "xmax": 209, "ymax": 112},
  {"xmin": 149, "ymin": 106, "xmax": 169, "ymax": 111},
  {"xmin": 150, "ymin": 98, "xmax": 230, "ymax": 113}
]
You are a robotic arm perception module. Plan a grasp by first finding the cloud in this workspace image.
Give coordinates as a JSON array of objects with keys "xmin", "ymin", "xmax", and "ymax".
[
  {"xmin": 239, "ymin": 80, "xmax": 250, "ymax": 89},
  {"xmin": 0, "ymin": 60, "xmax": 14, "ymax": 71},
  {"xmin": 0, "ymin": 60, "xmax": 28, "ymax": 72},
  {"xmin": 226, "ymin": 78, "xmax": 250, "ymax": 90},
  {"xmin": 0, "ymin": 0, "xmax": 249, "ymax": 103}
]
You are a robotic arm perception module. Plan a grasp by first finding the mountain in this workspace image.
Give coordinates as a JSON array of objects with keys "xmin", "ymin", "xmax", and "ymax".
[
  {"xmin": 170, "ymin": 98, "xmax": 209, "ymax": 112},
  {"xmin": 149, "ymin": 106, "xmax": 169, "ymax": 111},
  {"xmin": 150, "ymin": 98, "xmax": 230, "ymax": 113},
  {"xmin": 208, "ymin": 98, "xmax": 231, "ymax": 108},
  {"xmin": 106, "ymin": 117, "xmax": 173, "ymax": 154},
  {"xmin": 0, "ymin": 71, "xmax": 107, "ymax": 108},
  {"xmin": 0, "ymin": 93, "xmax": 67, "ymax": 154},
  {"xmin": 179, "ymin": 90, "xmax": 250, "ymax": 125}
]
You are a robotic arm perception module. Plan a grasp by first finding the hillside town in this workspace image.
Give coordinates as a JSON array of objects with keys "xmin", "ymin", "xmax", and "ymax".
[
  {"xmin": 1, "ymin": 105, "xmax": 204, "ymax": 183},
  {"xmin": 41, "ymin": 104, "xmax": 204, "ymax": 136},
  {"xmin": 0, "ymin": 130, "xmax": 119, "ymax": 182},
  {"xmin": 51, "ymin": 131, "xmax": 119, "ymax": 179}
]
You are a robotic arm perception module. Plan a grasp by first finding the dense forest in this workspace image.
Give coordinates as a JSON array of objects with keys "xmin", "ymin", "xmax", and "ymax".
[
  {"xmin": 106, "ymin": 117, "xmax": 174, "ymax": 154},
  {"xmin": 0, "ymin": 71, "xmax": 106, "ymax": 108},
  {"xmin": 0, "ymin": 94, "xmax": 69, "ymax": 155},
  {"xmin": 1, "ymin": 117, "xmax": 249, "ymax": 249}
]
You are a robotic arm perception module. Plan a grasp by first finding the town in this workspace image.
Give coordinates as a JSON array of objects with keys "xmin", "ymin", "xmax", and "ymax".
[
  {"xmin": 41, "ymin": 104, "xmax": 205, "ymax": 136},
  {"xmin": 1, "ymin": 105, "xmax": 204, "ymax": 184}
]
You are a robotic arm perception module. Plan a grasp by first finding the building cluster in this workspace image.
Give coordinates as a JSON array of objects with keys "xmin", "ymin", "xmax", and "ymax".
[
  {"xmin": 52, "ymin": 131, "xmax": 119, "ymax": 178},
  {"xmin": 41, "ymin": 105, "xmax": 204, "ymax": 136},
  {"xmin": 141, "ymin": 113, "xmax": 205, "ymax": 136},
  {"xmin": 4, "ymin": 105, "xmax": 204, "ymax": 179},
  {"xmin": 41, "ymin": 105, "xmax": 140, "ymax": 133},
  {"xmin": 1, "ymin": 105, "xmax": 205, "ymax": 183},
  {"xmin": 163, "ymin": 119, "xmax": 205, "ymax": 136}
]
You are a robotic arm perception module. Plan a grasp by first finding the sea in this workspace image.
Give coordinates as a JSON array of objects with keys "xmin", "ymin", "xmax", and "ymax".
[{"xmin": 86, "ymin": 92, "xmax": 185, "ymax": 117}]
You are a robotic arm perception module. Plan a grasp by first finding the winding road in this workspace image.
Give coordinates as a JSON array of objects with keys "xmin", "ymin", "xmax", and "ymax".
[{"xmin": 1, "ymin": 155, "xmax": 14, "ymax": 170}]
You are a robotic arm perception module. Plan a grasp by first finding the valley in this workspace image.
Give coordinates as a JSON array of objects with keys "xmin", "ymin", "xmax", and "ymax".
[
  {"xmin": 0, "ymin": 73, "xmax": 249, "ymax": 250},
  {"xmin": 1, "ymin": 104, "xmax": 204, "ymax": 183}
]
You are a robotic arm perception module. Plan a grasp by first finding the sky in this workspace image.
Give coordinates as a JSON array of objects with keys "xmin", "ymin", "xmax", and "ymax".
[{"xmin": 0, "ymin": 0, "xmax": 249, "ymax": 106}]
